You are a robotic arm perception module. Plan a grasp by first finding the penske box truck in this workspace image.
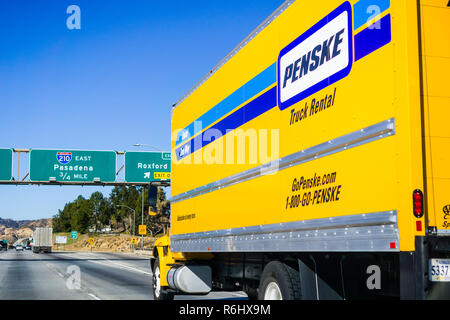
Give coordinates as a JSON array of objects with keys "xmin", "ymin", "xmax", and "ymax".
[
  {"xmin": 32, "ymin": 227, "xmax": 53, "ymax": 253},
  {"xmin": 151, "ymin": 0, "xmax": 450, "ymax": 300}
]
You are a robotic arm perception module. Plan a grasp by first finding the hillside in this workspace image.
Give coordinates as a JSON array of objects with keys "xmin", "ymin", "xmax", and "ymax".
[
  {"xmin": 53, "ymin": 233, "xmax": 156, "ymax": 253},
  {"xmin": 0, "ymin": 217, "xmax": 52, "ymax": 244},
  {"xmin": 0, "ymin": 217, "xmax": 157, "ymax": 253}
]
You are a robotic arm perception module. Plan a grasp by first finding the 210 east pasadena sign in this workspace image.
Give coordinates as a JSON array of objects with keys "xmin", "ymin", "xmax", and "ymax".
[
  {"xmin": 30, "ymin": 149, "xmax": 116, "ymax": 182},
  {"xmin": 54, "ymin": 152, "xmax": 94, "ymax": 175}
]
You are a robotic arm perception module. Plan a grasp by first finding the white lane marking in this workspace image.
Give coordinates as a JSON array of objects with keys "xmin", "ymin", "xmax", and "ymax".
[
  {"xmin": 54, "ymin": 252, "xmax": 152, "ymax": 276},
  {"xmin": 45, "ymin": 263, "xmax": 65, "ymax": 278},
  {"xmin": 100, "ymin": 260, "xmax": 152, "ymax": 275},
  {"xmin": 88, "ymin": 293, "xmax": 101, "ymax": 300},
  {"xmin": 46, "ymin": 259, "xmax": 104, "ymax": 301}
]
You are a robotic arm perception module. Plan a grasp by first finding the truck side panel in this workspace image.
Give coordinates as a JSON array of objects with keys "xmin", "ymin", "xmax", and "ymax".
[{"xmin": 171, "ymin": 0, "xmax": 426, "ymax": 252}]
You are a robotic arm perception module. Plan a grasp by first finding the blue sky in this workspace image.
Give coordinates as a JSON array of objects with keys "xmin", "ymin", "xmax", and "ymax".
[{"xmin": 0, "ymin": 0, "xmax": 284, "ymax": 220}]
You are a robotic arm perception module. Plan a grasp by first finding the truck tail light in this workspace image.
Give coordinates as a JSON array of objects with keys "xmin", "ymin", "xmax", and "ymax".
[
  {"xmin": 416, "ymin": 221, "xmax": 422, "ymax": 232},
  {"xmin": 413, "ymin": 189, "xmax": 424, "ymax": 218}
]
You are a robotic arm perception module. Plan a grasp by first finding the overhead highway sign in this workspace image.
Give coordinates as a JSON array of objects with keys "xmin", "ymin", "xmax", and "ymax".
[{"xmin": 30, "ymin": 149, "xmax": 116, "ymax": 182}]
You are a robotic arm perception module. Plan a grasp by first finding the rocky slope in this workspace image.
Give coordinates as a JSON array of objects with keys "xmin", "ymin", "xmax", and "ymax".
[
  {"xmin": 0, "ymin": 218, "xmax": 52, "ymax": 244},
  {"xmin": 55, "ymin": 233, "xmax": 156, "ymax": 252}
]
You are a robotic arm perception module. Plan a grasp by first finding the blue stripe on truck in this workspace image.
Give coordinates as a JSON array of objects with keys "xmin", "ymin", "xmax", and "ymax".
[
  {"xmin": 175, "ymin": 63, "xmax": 277, "ymax": 147},
  {"xmin": 174, "ymin": 1, "xmax": 393, "ymax": 159},
  {"xmin": 354, "ymin": 14, "xmax": 391, "ymax": 61},
  {"xmin": 175, "ymin": 86, "xmax": 277, "ymax": 161},
  {"xmin": 353, "ymin": 0, "xmax": 390, "ymax": 30}
]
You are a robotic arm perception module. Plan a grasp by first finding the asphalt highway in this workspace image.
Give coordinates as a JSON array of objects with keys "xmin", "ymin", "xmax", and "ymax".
[{"xmin": 0, "ymin": 249, "xmax": 247, "ymax": 300}]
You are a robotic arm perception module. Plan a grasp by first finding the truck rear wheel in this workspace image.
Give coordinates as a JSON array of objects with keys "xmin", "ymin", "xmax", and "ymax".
[
  {"xmin": 152, "ymin": 258, "xmax": 174, "ymax": 300},
  {"xmin": 258, "ymin": 261, "xmax": 301, "ymax": 300}
]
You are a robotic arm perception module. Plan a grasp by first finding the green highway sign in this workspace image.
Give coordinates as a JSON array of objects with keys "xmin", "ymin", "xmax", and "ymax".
[
  {"xmin": 30, "ymin": 149, "xmax": 116, "ymax": 182},
  {"xmin": 0, "ymin": 149, "xmax": 13, "ymax": 181},
  {"xmin": 125, "ymin": 151, "xmax": 171, "ymax": 183}
]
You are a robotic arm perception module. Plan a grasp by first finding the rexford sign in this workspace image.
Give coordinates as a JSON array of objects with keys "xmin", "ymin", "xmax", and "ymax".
[
  {"xmin": 124, "ymin": 151, "xmax": 171, "ymax": 183},
  {"xmin": 277, "ymin": 2, "xmax": 353, "ymax": 110}
]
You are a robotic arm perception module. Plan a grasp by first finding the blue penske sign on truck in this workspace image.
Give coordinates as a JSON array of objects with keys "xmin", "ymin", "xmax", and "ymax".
[{"xmin": 278, "ymin": 2, "xmax": 352, "ymax": 110}]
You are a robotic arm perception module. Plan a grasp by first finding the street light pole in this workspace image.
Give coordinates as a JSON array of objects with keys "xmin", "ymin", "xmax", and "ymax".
[
  {"xmin": 141, "ymin": 185, "xmax": 145, "ymax": 250},
  {"xmin": 116, "ymin": 205, "xmax": 136, "ymax": 237},
  {"xmin": 132, "ymin": 144, "xmax": 163, "ymax": 152},
  {"xmin": 133, "ymin": 143, "xmax": 164, "ymax": 250}
]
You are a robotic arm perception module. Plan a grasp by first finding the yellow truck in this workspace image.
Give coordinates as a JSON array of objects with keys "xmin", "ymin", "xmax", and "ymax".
[{"xmin": 151, "ymin": 0, "xmax": 450, "ymax": 300}]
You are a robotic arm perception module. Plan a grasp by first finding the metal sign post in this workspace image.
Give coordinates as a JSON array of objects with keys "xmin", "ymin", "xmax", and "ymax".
[
  {"xmin": 141, "ymin": 186, "xmax": 144, "ymax": 249},
  {"xmin": 88, "ymin": 238, "xmax": 94, "ymax": 253}
]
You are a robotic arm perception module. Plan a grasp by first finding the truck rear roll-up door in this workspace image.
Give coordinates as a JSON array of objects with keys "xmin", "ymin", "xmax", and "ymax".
[{"xmin": 419, "ymin": 0, "xmax": 450, "ymax": 234}]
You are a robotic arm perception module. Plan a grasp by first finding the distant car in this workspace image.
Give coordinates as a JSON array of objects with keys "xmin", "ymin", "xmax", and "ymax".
[
  {"xmin": 15, "ymin": 245, "xmax": 24, "ymax": 251},
  {"xmin": 25, "ymin": 246, "xmax": 31, "ymax": 250}
]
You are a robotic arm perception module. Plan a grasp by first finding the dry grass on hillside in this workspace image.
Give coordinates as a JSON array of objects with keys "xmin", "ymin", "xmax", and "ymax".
[{"xmin": 53, "ymin": 233, "xmax": 157, "ymax": 253}]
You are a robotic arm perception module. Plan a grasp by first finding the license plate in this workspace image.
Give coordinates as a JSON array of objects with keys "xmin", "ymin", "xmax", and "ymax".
[{"xmin": 429, "ymin": 259, "xmax": 450, "ymax": 282}]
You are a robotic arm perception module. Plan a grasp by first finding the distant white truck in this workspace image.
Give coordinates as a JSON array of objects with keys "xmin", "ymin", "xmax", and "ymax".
[{"xmin": 32, "ymin": 228, "xmax": 53, "ymax": 253}]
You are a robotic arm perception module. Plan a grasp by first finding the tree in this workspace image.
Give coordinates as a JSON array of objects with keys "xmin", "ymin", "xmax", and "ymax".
[
  {"xmin": 89, "ymin": 192, "xmax": 112, "ymax": 232},
  {"xmin": 53, "ymin": 195, "xmax": 91, "ymax": 233},
  {"xmin": 71, "ymin": 195, "xmax": 91, "ymax": 233},
  {"xmin": 109, "ymin": 186, "xmax": 140, "ymax": 233},
  {"xmin": 52, "ymin": 186, "xmax": 171, "ymax": 236}
]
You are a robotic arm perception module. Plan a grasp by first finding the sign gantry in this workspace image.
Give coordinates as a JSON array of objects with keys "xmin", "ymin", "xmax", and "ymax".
[{"xmin": 2, "ymin": 148, "xmax": 170, "ymax": 187}]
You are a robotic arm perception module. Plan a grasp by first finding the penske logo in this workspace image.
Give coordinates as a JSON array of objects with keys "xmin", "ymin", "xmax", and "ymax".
[{"xmin": 278, "ymin": 2, "xmax": 353, "ymax": 110}]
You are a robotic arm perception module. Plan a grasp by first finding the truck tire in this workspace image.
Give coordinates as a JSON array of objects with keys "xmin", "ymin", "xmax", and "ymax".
[
  {"xmin": 152, "ymin": 258, "xmax": 174, "ymax": 300},
  {"xmin": 258, "ymin": 261, "xmax": 301, "ymax": 300}
]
